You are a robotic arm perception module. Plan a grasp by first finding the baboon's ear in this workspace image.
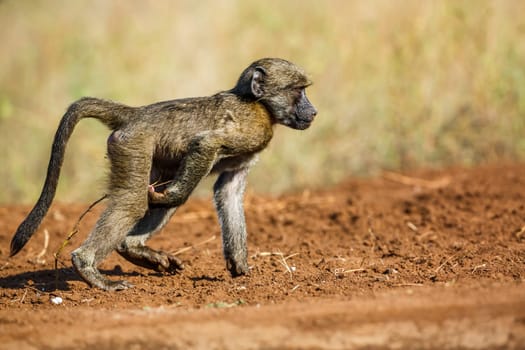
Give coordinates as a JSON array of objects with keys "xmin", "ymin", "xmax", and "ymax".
[{"xmin": 251, "ymin": 66, "xmax": 266, "ymax": 99}]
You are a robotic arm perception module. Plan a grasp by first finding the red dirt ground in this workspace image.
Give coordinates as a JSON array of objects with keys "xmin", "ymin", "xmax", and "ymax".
[{"xmin": 1, "ymin": 163, "xmax": 524, "ymax": 349}]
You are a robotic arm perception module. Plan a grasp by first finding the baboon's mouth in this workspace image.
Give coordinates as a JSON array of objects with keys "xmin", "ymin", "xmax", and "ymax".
[
  {"xmin": 297, "ymin": 113, "xmax": 315, "ymax": 124},
  {"xmin": 293, "ymin": 117, "xmax": 313, "ymax": 130}
]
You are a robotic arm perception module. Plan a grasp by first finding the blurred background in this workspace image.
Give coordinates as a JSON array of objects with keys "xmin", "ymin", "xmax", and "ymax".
[{"xmin": 1, "ymin": 0, "xmax": 524, "ymax": 204}]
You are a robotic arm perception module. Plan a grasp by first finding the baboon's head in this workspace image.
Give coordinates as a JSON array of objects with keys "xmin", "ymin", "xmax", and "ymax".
[{"xmin": 232, "ymin": 58, "xmax": 317, "ymax": 130}]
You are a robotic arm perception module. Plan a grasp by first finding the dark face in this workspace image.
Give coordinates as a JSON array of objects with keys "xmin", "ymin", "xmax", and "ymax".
[
  {"xmin": 262, "ymin": 85, "xmax": 317, "ymax": 130},
  {"xmin": 286, "ymin": 87, "xmax": 317, "ymax": 130},
  {"xmin": 232, "ymin": 58, "xmax": 318, "ymax": 130}
]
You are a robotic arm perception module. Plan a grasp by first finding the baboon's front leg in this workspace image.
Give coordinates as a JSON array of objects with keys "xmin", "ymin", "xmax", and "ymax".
[
  {"xmin": 149, "ymin": 138, "xmax": 219, "ymax": 208},
  {"xmin": 213, "ymin": 166, "xmax": 250, "ymax": 276}
]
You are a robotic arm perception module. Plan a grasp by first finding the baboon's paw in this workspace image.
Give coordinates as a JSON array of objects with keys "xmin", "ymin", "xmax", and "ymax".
[
  {"xmin": 226, "ymin": 258, "xmax": 249, "ymax": 277},
  {"xmin": 155, "ymin": 252, "xmax": 184, "ymax": 273},
  {"xmin": 102, "ymin": 279, "xmax": 134, "ymax": 291}
]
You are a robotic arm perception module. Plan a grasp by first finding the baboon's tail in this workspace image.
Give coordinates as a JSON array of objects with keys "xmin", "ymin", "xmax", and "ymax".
[{"xmin": 10, "ymin": 97, "xmax": 133, "ymax": 256}]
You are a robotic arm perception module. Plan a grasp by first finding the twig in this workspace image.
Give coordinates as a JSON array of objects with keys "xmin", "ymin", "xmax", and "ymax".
[
  {"xmin": 20, "ymin": 289, "xmax": 28, "ymax": 303},
  {"xmin": 277, "ymin": 253, "xmax": 298, "ymax": 275},
  {"xmin": 334, "ymin": 268, "xmax": 366, "ymax": 276},
  {"xmin": 172, "ymin": 235, "xmax": 217, "ymax": 256},
  {"xmin": 252, "ymin": 251, "xmax": 299, "ymax": 276},
  {"xmin": 53, "ymin": 194, "xmax": 108, "ymax": 290},
  {"xmin": 471, "ymin": 263, "xmax": 487, "ymax": 274},
  {"xmin": 253, "ymin": 251, "xmax": 286, "ymax": 258},
  {"xmin": 34, "ymin": 229, "xmax": 49, "ymax": 265},
  {"xmin": 406, "ymin": 222, "xmax": 418, "ymax": 232},
  {"xmin": 343, "ymin": 268, "xmax": 366, "ymax": 274},
  {"xmin": 284, "ymin": 253, "xmax": 300, "ymax": 260},
  {"xmin": 150, "ymin": 179, "xmax": 174, "ymax": 188},
  {"xmin": 254, "ymin": 252, "xmax": 298, "ymax": 260},
  {"xmin": 278, "ymin": 257, "xmax": 292, "ymax": 274},
  {"xmin": 435, "ymin": 254, "xmax": 457, "ymax": 273},
  {"xmin": 416, "ymin": 230, "xmax": 435, "ymax": 242}
]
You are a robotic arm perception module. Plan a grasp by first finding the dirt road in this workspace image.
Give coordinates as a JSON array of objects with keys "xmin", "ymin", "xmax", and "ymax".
[{"xmin": 1, "ymin": 164, "xmax": 524, "ymax": 349}]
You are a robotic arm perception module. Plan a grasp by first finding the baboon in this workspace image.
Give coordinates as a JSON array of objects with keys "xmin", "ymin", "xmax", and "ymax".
[{"xmin": 10, "ymin": 58, "xmax": 317, "ymax": 291}]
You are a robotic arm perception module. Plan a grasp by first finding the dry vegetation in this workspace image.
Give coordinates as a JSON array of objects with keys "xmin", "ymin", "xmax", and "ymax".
[{"xmin": 1, "ymin": 0, "xmax": 525, "ymax": 203}]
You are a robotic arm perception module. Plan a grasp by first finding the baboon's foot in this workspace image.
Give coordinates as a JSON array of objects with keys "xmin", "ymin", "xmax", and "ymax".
[
  {"xmin": 117, "ymin": 245, "xmax": 184, "ymax": 273},
  {"xmin": 71, "ymin": 252, "xmax": 133, "ymax": 291},
  {"xmin": 226, "ymin": 256, "xmax": 249, "ymax": 277},
  {"xmin": 93, "ymin": 277, "xmax": 134, "ymax": 291}
]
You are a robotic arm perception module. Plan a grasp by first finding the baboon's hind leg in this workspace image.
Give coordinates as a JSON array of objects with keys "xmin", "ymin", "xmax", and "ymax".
[
  {"xmin": 71, "ymin": 133, "xmax": 153, "ymax": 291},
  {"xmin": 117, "ymin": 207, "xmax": 184, "ymax": 273},
  {"xmin": 71, "ymin": 202, "xmax": 147, "ymax": 291}
]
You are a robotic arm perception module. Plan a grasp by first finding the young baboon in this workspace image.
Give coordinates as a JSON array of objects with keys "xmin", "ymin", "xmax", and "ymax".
[{"xmin": 10, "ymin": 58, "xmax": 317, "ymax": 291}]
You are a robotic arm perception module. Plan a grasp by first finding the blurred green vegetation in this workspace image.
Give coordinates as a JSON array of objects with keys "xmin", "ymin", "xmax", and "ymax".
[{"xmin": 1, "ymin": 0, "xmax": 524, "ymax": 204}]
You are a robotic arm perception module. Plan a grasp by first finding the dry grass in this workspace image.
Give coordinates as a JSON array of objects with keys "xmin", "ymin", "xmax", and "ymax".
[
  {"xmin": 1, "ymin": 0, "xmax": 525, "ymax": 203},
  {"xmin": 172, "ymin": 235, "xmax": 217, "ymax": 256}
]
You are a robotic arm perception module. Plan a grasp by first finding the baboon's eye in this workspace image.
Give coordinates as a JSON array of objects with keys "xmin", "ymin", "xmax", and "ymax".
[{"xmin": 293, "ymin": 87, "xmax": 303, "ymax": 97}]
